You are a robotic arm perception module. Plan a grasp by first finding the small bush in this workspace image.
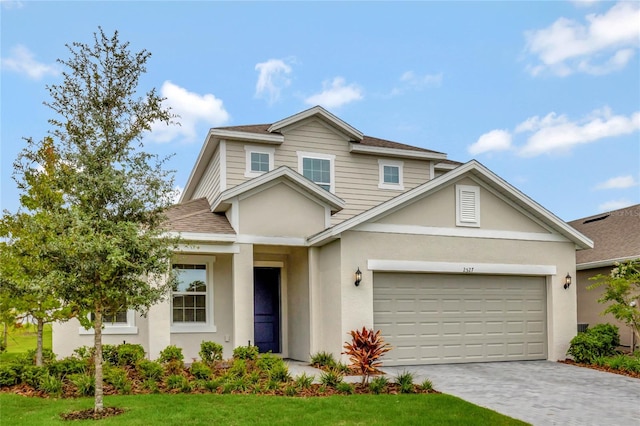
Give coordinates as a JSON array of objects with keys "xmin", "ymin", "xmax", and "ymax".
[
  {"xmin": 335, "ymin": 362, "xmax": 351, "ymax": 374},
  {"xmin": 294, "ymin": 372, "xmax": 314, "ymax": 390},
  {"xmin": 117, "ymin": 343, "xmax": 145, "ymax": 366},
  {"xmin": 319, "ymin": 369, "xmax": 343, "ymax": 388},
  {"xmin": 269, "ymin": 364, "xmax": 291, "ymax": 383},
  {"xmin": 336, "ymin": 381, "xmax": 354, "ymax": 394},
  {"xmin": 343, "ymin": 327, "xmax": 391, "ymax": 385},
  {"xmin": 137, "ymin": 359, "xmax": 164, "ymax": 381},
  {"xmin": 159, "ymin": 345, "xmax": 184, "ymax": 363},
  {"xmin": 104, "ymin": 366, "xmax": 131, "ymax": 394},
  {"xmin": 166, "ymin": 374, "xmax": 186, "ymax": 390},
  {"xmin": 70, "ymin": 373, "xmax": 95, "ymax": 396},
  {"xmin": 567, "ymin": 323, "xmax": 620, "ymax": 364},
  {"xmin": 419, "ymin": 378, "xmax": 434, "ymax": 391},
  {"xmin": 233, "ymin": 345, "xmax": 259, "ymax": 361},
  {"xmin": 199, "ymin": 341, "xmax": 223, "ymax": 363},
  {"xmin": 39, "ymin": 374, "xmax": 63, "ymax": 396},
  {"xmin": 190, "ymin": 361, "xmax": 212, "ymax": 380},
  {"xmin": 310, "ymin": 351, "xmax": 336, "ymax": 369},
  {"xmin": 18, "ymin": 348, "xmax": 56, "ymax": 366},
  {"xmin": 229, "ymin": 359, "xmax": 248, "ymax": 378},
  {"xmin": 0, "ymin": 365, "xmax": 18, "ymax": 387},
  {"xmin": 20, "ymin": 365, "xmax": 48, "ymax": 388},
  {"xmin": 369, "ymin": 375, "xmax": 389, "ymax": 394},
  {"xmin": 47, "ymin": 357, "xmax": 87, "ymax": 378},
  {"xmin": 284, "ymin": 384, "xmax": 298, "ymax": 396},
  {"xmin": 256, "ymin": 352, "xmax": 285, "ymax": 372},
  {"xmin": 395, "ymin": 370, "xmax": 415, "ymax": 394},
  {"xmin": 164, "ymin": 360, "xmax": 184, "ymax": 376},
  {"xmin": 204, "ymin": 378, "xmax": 222, "ymax": 392},
  {"xmin": 73, "ymin": 346, "xmax": 93, "ymax": 360},
  {"xmin": 102, "ymin": 344, "xmax": 119, "ymax": 365},
  {"xmin": 142, "ymin": 378, "xmax": 159, "ymax": 394}
]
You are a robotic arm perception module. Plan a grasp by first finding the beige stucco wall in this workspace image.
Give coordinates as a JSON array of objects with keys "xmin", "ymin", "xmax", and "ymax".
[
  {"xmin": 286, "ymin": 247, "xmax": 311, "ymax": 361},
  {"xmin": 577, "ymin": 267, "xmax": 633, "ymax": 347},
  {"xmin": 238, "ymin": 182, "xmax": 327, "ymax": 237},
  {"xmin": 314, "ymin": 240, "xmax": 343, "ymax": 356}
]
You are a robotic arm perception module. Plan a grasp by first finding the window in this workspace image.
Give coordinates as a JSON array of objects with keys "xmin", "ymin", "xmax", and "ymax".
[
  {"xmin": 244, "ymin": 145, "xmax": 275, "ymax": 177},
  {"xmin": 378, "ymin": 159, "xmax": 404, "ymax": 190},
  {"xmin": 172, "ymin": 264, "xmax": 207, "ymax": 323},
  {"xmin": 456, "ymin": 184, "xmax": 480, "ymax": 227},
  {"xmin": 79, "ymin": 309, "xmax": 137, "ymax": 335},
  {"xmin": 91, "ymin": 310, "xmax": 127, "ymax": 324},
  {"xmin": 297, "ymin": 151, "xmax": 335, "ymax": 192}
]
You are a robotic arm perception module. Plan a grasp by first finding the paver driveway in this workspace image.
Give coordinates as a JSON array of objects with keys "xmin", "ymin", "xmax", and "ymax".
[{"xmin": 381, "ymin": 361, "xmax": 640, "ymax": 426}]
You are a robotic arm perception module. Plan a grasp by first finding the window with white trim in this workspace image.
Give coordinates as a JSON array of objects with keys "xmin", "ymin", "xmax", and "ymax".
[
  {"xmin": 79, "ymin": 309, "xmax": 138, "ymax": 335},
  {"xmin": 244, "ymin": 145, "xmax": 275, "ymax": 177},
  {"xmin": 378, "ymin": 159, "xmax": 404, "ymax": 190},
  {"xmin": 297, "ymin": 151, "xmax": 335, "ymax": 192},
  {"xmin": 172, "ymin": 264, "xmax": 207, "ymax": 323},
  {"xmin": 456, "ymin": 184, "xmax": 480, "ymax": 227}
]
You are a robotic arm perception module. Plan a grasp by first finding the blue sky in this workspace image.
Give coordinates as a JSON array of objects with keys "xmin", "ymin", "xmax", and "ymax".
[{"xmin": 1, "ymin": 1, "xmax": 638, "ymax": 221}]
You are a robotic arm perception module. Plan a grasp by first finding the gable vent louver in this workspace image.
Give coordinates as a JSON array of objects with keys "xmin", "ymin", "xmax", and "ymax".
[
  {"xmin": 456, "ymin": 185, "xmax": 480, "ymax": 227},
  {"xmin": 460, "ymin": 190, "xmax": 476, "ymax": 222}
]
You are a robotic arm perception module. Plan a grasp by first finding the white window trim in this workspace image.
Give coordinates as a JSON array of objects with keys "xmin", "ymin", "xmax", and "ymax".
[
  {"xmin": 297, "ymin": 151, "xmax": 336, "ymax": 193},
  {"xmin": 244, "ymin": 145, "xmax": 275, "ymax": 178},
  {"xmin": 171, "ymin": 256, "xmax": 217, "ymax": 333},
  {"xmin": 456, "ymin": 184, "xmax": 480, "ymax": 227},
  {"xmin": 78, "ymin": 310, "xmax": 138, "ymax": 335},
  {"xmin": 378, "ymin": 159, "xmax": 404, "ymax": 190}
]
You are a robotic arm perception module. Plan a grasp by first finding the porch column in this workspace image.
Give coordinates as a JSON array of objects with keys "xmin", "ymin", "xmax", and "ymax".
[
  {"xmin": 147, "ymin": 297, "xmax": 171, "ymax": 360},
  {"xmin": 308, "ymin": 246, "xmax": 321, "ymax": 355},
  {"xmin": 232, "ymin": 243, "xmax": 254, "ymax": 347}
]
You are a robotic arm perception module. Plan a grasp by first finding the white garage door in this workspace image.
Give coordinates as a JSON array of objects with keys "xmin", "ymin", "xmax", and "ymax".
[{"xmin": 373, "ymin": 273, "xmax": 547, "ymax": 365}]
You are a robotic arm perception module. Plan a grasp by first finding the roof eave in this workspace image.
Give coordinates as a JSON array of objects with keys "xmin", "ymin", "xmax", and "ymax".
[
  {"xmin": 349, "ymin": 143, "xmax": 448, "ymax": 160},
  {"xmin": 268, "ymin": 106, "xmax": 364, "ymax": 141}
]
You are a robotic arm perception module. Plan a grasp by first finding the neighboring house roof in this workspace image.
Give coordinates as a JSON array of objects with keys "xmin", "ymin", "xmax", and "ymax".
[
  {"xmin": 308, "ymin": 160, "xmax": 594, "ymax": 250},
  {"xmin": 568, "ymin": 204, "xmax": 640, "ymax": 269},
  {"xmin": 165, "ymin": 198, "xmax": 235, "ymax": 235},
  {"xmin": 211, "ymin": 166, "xmax": 345, "ymax": 214}
]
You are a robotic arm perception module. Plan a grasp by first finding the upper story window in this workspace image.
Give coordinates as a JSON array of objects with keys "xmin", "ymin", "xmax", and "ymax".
[
  {"xmin": 456, "ymin": 184, "xmax": 480, "ymax": 227},
  {"xmin": 245, "ymin": 145, "xmax": 275, "ymax": 178},
  {"xmin": 378, "ymin": 159, "xmax": 404, "ymax": 190},
  {"xmin": 297, "ymin": 151, "xmax": 336, "ymax": 193}
]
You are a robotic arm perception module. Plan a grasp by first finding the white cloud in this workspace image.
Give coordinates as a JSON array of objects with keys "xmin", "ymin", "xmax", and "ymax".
[
  {"xmin": 391, "ymin": 71, "xmax": 443, "ymax": 95},
  {"xmin": 595, "ymin": 175, "xmax": 638, "ymax": 190},
  {"xmin": 148, "ymin": 81, "xmax": 230, "ymax": 143},
  {"xmin": 598, "ymin": 198, "xmax": 634, "ymax": 212},
  {"xmin": 518, "ymin": 109, "xmax": 640, "ymax": 157},
  {"xmin": 255, "ymin": 59, "xmax": 292, "ymax": 104},
  {"xmin": 304, "ymin": 77, "xmax": 363, "ymax": 109},
  {"xmin": 172, "ymin": 185, "xmax": 184, "ymax": 204},
  {"xmin": 1, "ymin": 45, "xmax": 59, "ymax": 80},
  {"xmin": 468, "ymin": 129, "xmax": 512, "ymax": 155},
  {"xmin": 524, "ymin": 2, "xmax": 640, "ymax": 76},
  {"xmin": 0, "ymin": 1, "xmax": 24, "ymax": 9}
]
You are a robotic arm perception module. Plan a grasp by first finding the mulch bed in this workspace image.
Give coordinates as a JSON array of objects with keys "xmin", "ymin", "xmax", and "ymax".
[
  {"xmin": 60, "ymin": 407, "xmax": 125, "ymax": 421},
  {"xmin": 559, "ymin": 359, "xmax": 640, "ymax": 379}
]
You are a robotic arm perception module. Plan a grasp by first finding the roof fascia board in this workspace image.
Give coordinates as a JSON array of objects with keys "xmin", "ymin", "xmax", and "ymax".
[
  {"xmin": 350, "ymin": 143, "xmax": 448, "ymax": 160},
  {"xmin": 434, "ymin": 162, "xmax": 458, "ymax": 170},
  {"xmin": 268, "ymin": 106, "xmax": 363, "ymax": 141},
  {"xmin": 165, "ymin": 231, "xmax": 236, "ymax": 242},
  {"xmin": 210, "ymin": 129, "xmax": 284, "ymax": 144},
  {"xmin": 577, "ymin": 256, "xmax": 640, "ymax": 270}
]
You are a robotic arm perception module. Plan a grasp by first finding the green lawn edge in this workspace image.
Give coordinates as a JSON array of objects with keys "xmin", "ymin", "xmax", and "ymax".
[
  {"xmin": 0, "ymin": 324, "xmax": 52, "ymax": 363},
  {"xmin": 0, "ymin": 393, "xmax": 528, "ymax": 425}
]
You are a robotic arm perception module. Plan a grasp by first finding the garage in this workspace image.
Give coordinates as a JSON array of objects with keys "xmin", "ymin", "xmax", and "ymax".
[{"xmin": 373, "ymin": 273, "xmax": 547, "ymax": 366}]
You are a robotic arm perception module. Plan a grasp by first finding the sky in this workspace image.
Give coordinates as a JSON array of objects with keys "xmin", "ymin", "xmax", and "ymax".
[{"xmin": 1, "ymin": 0, "xmax": 639, "ymax": 222}]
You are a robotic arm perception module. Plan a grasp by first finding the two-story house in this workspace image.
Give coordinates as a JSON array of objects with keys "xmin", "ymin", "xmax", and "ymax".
[{"xmin": 53, "ymin": 106, "xmax": 592, "ymax": 366}]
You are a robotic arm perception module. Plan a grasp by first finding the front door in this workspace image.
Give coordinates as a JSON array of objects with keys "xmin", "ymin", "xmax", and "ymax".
[{"xmin": 253, "ymin": 267, "xmax": 281, "ymax": 353}]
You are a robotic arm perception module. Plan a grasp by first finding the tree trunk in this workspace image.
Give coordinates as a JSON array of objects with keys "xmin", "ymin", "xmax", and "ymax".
[
  {"xmin": 2, "ymin": 322, "xmax": 7, "ymax": 350},
  {"xmin": 36, "ymin": 318, "xmax": 44, "ymax": 367},
  {"xmin": 94, "ymin": 309, "xmax": 104, "ymax": 413}
]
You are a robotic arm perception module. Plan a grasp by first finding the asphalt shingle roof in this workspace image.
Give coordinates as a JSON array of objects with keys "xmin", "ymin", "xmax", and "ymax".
[{"xmin": 165, "ymin": 198, "xmax": 235, "ymax": 234}]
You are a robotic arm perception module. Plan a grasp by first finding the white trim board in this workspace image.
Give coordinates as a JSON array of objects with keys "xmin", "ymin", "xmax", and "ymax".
[{"xmin": 368, "ymin": 259, "xmax": 557, "ymax": 276}]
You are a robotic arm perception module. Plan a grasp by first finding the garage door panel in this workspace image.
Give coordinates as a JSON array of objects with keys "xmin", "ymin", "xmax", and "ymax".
[{"xmin": 374, "ymin": 273, "xmax": 547, "ymax": 365}]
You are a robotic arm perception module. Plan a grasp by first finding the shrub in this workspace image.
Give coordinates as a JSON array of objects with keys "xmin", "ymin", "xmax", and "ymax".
[
  {"xmin": 269, "ymin": 364, "xmax": 291, "ymax": 383},
  {"xmin": 18, "ymin": 348, "xmax": 56, "ymax": 366},
  {"xmin": 159, "ymin": 345, "xmax": 184, "ymax": 363},
  {"xmin": 164, "ymin": 360, "xmax": 184, "ymax": 376},
  {"xmin": 319, "ymin": 369, "xmax": 343, "ymax": 388},
  {"xmin": 204, "ymin": 378, "xmax": 223, "ymax": 392},
  {"xmin": 419, "ymin": 378, "xmax": 434, "ymax": 391},
  {"xmin": 369, "ymin": 375, "xmax": 389, "ymax": 394},
  {"xmin": 117, "ymin": 343, "xmax": 145, "ymax": 366},
  {"xmin": 310, "ymin": 351, "xmax": 336, "ymax": 369},
  {"xmin": 70, "ymin": 373, "xmax": 95, "ymax": 396},
  {"xmin": 343, "ymin": 327, "xmax": 391, "ymax": 385},
  {"xmin": 137, "ymin": 359, "xmax": 164, "ymax": 381},
  {"xmin": 104, "ymin": 366, "xmax": 132, "ymax": 394},
  {"xmin": 395, "ymin": 370, "xmax": 415, "ymax": 394},
  {"xmin": 567, "ymin": 323, "xmax": 620, "ymax": 364},
  {"xmin": 0, "ymin": 365, "xmax": 18, "ymax": 387},
  {"xmin": 47, "ymin": 357, "xmax": 88, "ymax": 378},
  {"xmin": 199, "ymin": 341, "xmax": 223, "ymax": 363},
  {"xmin": 166, "ymin": 374, "xmax": 186, "ymax": 390},
  {"xmin": 336, "ymin": 381, "xmax": 354, "ymax": 394},
  {"xmin": 102, "ymin": 344, "xmax": 119, "ymax": 365},
  {"xmin": 73, "ymin": 346, "xmax": 93, "ymax": 360},
  {"xmin": 39, "ymin": 374, "xmax": 63, "ymax": 396},
  {"xmin": 233, "ymin": 345, "xmax": 259, "ymax": 361},
  {"xmin": 142, "ymin": 378, "xmax": 159, "ymax": 394},
  {"xmin": 294, "ymin": 372, "xmax": 314, "ymax": 390},
  {"xmin": 284, "ymin": 384, "xmax": 298, "ymax": 396},
  {"xmin": 20, "ymin": 365, "xmax": 48, "ymax": 388},
  {"xmin": 229, "ymin": 359, "xmax": 248, "ymax": 378},
  {"xmin": 256, "ymin": 352, "xmax": 286, "ymax": 372},
  {"xmin": 190, "ymin": 361, "xmax": 212, "ymax": 380}
]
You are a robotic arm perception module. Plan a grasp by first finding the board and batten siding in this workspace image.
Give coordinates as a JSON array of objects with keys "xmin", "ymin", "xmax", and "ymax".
[
  {"xmin": 192, "ymin": 145, "xmax": 222, "ymax": 203},
  {"xmin": 223, "ymin": 119, "xmax": 432, "ymax": 225}
]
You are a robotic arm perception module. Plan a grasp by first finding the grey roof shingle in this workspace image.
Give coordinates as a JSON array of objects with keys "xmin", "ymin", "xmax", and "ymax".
[
  {"xmin": 568, "ymin": 204, "xmax": 640, "ymax": 266},
  {"xmin": 165, "ymin": 198, "xmax": 235, "ymax": 234}
]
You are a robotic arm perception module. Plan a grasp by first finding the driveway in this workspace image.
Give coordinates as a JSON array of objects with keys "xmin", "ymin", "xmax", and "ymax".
[{"xmin": 381, "ymin": 361, "xmax": 640, "ymax": 426}]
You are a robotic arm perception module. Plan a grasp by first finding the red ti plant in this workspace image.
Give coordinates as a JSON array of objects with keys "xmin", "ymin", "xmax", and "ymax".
[{"xmin": 343, "ymin": 327, "xmax": 392, "ymax": 385}]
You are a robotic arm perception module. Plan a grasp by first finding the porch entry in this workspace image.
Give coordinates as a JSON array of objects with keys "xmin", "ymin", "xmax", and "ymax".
[{"xmin": 253, "ymin": 267, "xmax": 281, "ymax": 353}]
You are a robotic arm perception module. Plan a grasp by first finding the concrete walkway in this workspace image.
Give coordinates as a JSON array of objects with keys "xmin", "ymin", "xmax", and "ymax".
[{"xmin": 381, "ymin": 361, "xmax": 640, "ymax": 426}]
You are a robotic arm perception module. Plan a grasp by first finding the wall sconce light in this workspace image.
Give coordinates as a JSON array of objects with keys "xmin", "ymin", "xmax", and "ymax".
[
  {"xmin": 354, "ymin": 267, "xmax": 362, "ymax": 287},
  {"xmin": 564, "ymin": 273, "xmax": 572, "ymax": 290}
]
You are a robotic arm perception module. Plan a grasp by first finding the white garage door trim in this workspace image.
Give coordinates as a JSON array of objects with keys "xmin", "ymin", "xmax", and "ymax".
[
  {"xmin": 374, "ymin": 273, "xmax": 548, "ymax": 366},
  {"xmin": 368, "ymin": 259, "xmax": 556, "ymax": 276}
]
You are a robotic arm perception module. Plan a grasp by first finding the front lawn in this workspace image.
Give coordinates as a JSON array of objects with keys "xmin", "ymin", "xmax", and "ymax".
[
  {"xmin": 0, "ymin": 323, "xmax": 52, "ymax": 363},
  {"xmin": 0, "ymin": 393, "xmax": 528, "ymax": 425}
]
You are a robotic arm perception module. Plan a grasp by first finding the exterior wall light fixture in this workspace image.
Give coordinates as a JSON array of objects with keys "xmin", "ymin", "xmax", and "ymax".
[
  {"xmin": 564, "ymin": 273, "xmax": 572, "ymax": 290},
  {"xmin": 355, "ymin": 267, "xmax": 362, "ymax": 287}
]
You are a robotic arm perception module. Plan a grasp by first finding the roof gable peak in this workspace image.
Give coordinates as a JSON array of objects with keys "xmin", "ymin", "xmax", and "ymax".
[{"xmin": 268, "ymin": 106, "xmax": 364, "ymax": 141}]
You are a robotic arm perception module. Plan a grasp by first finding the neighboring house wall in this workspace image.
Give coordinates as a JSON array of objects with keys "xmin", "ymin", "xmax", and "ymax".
[
  {"xmin": 192, "ymin": 144, "xmax": 222, "ymax": 202},
  {"xmin": 577, "ymin": 266, "xmax": 633, "ymax": 347}
]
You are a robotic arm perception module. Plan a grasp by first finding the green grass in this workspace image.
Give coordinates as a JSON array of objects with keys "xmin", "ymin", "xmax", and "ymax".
[
  {"xmin": 0, "ymin": 323, "xmax": 52, "ymax": 363},
  {"xmin": 0, "ymin": 393, "xmax": 528, "ymax": 425}
]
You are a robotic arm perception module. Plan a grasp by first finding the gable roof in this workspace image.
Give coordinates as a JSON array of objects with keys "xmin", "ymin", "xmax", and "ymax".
[
  {"xmin": 211, "ymin": 166, "xmax": 345, "ymax": 214},
  {"xmin": 268, "ymin": 105, "xmax": 364, "ymax": 141},
  {"xmin": 307, "ymin": 160, "xmax": 594, "ymax": 249},
  {"xmin": 568, "ymin": 204, "xmax": 640, "ymax": 269},
  {"xmin": 165, "ymin": 198, "xmax": 235, "ymax": 234}
]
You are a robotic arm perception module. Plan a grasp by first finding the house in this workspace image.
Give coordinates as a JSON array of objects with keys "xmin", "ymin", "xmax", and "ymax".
[
  {"xmin": 568, "ymin": 204, "xmax": 640, "ymax": 348},
  {"xmin": 53, "ymin": 106, "xmax": 593, "ymax": 365}
]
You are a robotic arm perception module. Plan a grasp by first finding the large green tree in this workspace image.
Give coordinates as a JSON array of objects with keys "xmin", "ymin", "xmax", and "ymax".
[{"xmin": 31, "ymin": 28, "xmax": 178, "ymax": 413}]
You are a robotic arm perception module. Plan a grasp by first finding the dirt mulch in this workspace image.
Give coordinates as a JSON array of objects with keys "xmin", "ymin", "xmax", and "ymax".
[
  {"xmin": 559, "ymin": 359, "xmax": 640, "ymax": 379},
  {"xmin": 60, "ymin": 407, "xmax": 125, "ymax": 421}
]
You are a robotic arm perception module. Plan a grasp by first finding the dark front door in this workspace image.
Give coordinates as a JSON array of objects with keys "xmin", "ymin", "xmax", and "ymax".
[{"xmin": 253, "ymin": 267, "xmax": 281, "ymax": 353}]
